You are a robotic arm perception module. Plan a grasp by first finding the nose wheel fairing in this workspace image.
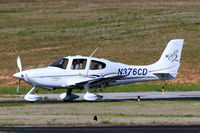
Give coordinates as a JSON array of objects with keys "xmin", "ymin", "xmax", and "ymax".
[{"xmin": 24, "ymin": 87, "xmax": 44, "ymax": 102}]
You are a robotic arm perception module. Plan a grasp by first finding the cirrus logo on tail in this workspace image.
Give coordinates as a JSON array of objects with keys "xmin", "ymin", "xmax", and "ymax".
[{"xmin": 165, "ymin": 50, "xmax": 178, "ymax": 62}]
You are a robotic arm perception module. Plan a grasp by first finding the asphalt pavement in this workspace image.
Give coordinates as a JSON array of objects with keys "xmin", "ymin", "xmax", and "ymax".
[
  {"xmin": 39, "ymin": 91, "xmax": 200, "ymax": 101},
  {"xmin": 0, "ymin": 125, "xmax": 200, "ymax": 133}
]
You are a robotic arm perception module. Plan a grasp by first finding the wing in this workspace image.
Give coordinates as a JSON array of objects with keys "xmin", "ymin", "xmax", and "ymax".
[
  {"xmin": 68, "ymin": 75, "xmax": 127, "ymax": 88},
  {"xmin": 88, "ymin": 75, "xmax": 127, "ymax": 87}
]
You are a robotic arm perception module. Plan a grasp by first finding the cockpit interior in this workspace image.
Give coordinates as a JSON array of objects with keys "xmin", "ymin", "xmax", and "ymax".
[{"xmin": 49, "ymin": 57, "xmax": 106, "ymax": 70}]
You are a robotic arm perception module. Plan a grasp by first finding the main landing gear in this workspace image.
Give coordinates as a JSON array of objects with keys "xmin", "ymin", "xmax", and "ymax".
[
  {"xmin": 83, "ymin": 84, "xmax": 103, "ymax": 101},
  {"xmin": 59, "ymin": 88, "xmax": 79, "ymax": 101},
  {"xmin": 60, "ymin": 84, "xmax": 103, "ymax": 101}
]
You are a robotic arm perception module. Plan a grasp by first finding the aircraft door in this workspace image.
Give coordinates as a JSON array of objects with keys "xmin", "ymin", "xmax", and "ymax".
[{"xmin": 70, "ymin": 58, "xmax": 88, "ymax": 75}]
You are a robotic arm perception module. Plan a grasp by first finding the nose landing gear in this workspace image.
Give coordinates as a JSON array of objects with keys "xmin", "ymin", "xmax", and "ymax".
[{"xmin": 24, "ymin": 87, "xmax": 44, "ymax": 102}]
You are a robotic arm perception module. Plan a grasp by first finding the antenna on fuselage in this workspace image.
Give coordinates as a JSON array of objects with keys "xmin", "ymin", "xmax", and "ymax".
[
  {"xmin": 90, "ymin": 47, "xmax": 99, "ymax": 57},
  {"xmin": 85, "ymin": 48, "xmax": 99, "ymax": 76}
]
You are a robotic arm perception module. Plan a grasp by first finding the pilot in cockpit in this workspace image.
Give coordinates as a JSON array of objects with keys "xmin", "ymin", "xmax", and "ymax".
[
  {"xmin": 72, "ymin": 60, "xmax": 77, "ymax": 69},
  {"xmin": 72, "ymin": 59, "xmax": 84, "ymax": 69}
]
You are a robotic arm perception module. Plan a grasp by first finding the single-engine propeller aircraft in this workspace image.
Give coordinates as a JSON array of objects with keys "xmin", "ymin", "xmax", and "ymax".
[{"xmin": 13, "ymin": 39, "xmax": 184, "ymax": 102}]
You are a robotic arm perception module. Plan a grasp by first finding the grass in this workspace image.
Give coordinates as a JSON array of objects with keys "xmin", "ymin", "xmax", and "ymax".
[
  {"xmin": 0, "ymin": 0, "xmax": 199, "ymax": 88},
  {"xmin": 100, "ymin": 120, "xmax": 112, "ymax": 125},
  {"xmin": 0, "ymin": 100, "xmax": 199, "ymax": 126},
  {"xmin": 0, "ymin": 103, "xmax": 25, "ymax": 107},
  {"xmin": 0, "ymin": 122, "xmax": 24, "ymax": 126},
  {"xmin": 35, "ymin": 112, "xmax": 200, "ymax": 118},
  {"xmin": 0, "ymin": 9, "xmax": 26, "ymax": 14},
  {"xmin": 104, "ymin": 84, "xmax": 200, "ymax": 92},
  {"xmin": 98, "ymin": 113, "xmax": 200, "ymax": 118},
  {"xmin": 46, "ymin": 118, "xmax": 57, "ymax": 125}
]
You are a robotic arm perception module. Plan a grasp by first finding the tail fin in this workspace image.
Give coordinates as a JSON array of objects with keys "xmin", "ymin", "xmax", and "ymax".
[{"xmin": 148, "ymin": 39, "xmax": 184, "ymax": 79}]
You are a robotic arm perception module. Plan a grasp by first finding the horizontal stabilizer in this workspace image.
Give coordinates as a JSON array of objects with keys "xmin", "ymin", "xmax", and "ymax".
[{"xmin": 153, "ymin": 73, "xmax": 177, "ymax": 80}]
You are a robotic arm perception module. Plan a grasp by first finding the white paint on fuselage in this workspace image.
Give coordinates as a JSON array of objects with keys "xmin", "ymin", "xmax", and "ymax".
[{"xmin": 17, "ymin": 55, "xmax": 160, "ymax": 90}]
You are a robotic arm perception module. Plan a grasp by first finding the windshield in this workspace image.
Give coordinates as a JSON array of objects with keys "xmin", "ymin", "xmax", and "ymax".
[{"xmin": 49, "ymin": 58, "xmax": 68, "ymax": 69}]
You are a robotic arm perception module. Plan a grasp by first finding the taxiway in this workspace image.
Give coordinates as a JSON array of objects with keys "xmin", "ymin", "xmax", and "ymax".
[{"xmin": 40, "ymin": 91, "xmax": 200, "ymax": 101}]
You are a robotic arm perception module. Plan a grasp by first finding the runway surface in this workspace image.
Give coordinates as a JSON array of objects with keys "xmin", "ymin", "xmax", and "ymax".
[
  {"xmin": 1, "ymin": 91, "xmax": 200, "ymax": 103},
  {"xmin": 0, "ymin": 125, "xmax": 200, "ymax": 133},
  {"xmin": 41, "ymin": 91, "xmax": 200, "ymax": 101}
]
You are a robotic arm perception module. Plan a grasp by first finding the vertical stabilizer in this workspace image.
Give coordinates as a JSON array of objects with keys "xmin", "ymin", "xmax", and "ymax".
[{"xmin": 148, "ymin": 39, "xmax": 184, "ymax": 78}]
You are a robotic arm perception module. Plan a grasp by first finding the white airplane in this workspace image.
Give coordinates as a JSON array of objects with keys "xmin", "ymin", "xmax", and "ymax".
[{"xmin": 13, "ymin": 39, "xmax": 184, "ymax": 102}]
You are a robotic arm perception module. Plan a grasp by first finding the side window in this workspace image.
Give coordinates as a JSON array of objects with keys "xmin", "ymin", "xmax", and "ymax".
[
  {"xmin": 90, "ymin": 60, "xmax": 106, "ymax": 70},
  {"xmin": 71, "ymin": 59, "xmax": 87, "ymax": 70}
]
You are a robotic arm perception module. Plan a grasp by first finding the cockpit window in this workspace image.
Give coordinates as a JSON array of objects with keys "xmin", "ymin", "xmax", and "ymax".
[
  {"xmin": 49, "ymin": 58, "xmax": 68, "ymax": 69},
  {"xmin": 90, "ymin": 60, "xmax": 106, "ymax": 70},
  {"xmin": 71, "ymin": 59, "xmax": 87, "ymax": 70}
]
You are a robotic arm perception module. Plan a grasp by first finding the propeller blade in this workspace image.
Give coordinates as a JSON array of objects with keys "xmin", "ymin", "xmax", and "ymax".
[
  {"xmin": 16, "ymin": 79, "xmax": 21, "ymax": 94},
  {"xmin": 17, "ymin": 56, "xmax": 22, "ymax": 72}
]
